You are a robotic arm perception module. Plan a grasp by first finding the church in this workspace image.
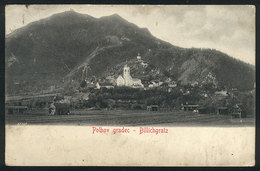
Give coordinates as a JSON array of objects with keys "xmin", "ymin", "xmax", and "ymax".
[{"xmin": 116, "ymin": 64, "xmax": 143, "ymax": 88}]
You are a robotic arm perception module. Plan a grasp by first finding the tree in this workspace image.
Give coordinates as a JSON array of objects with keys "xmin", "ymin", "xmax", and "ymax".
[{"xmin": 80, "ymin": 80, "xmax": 87, "ymax": 88}]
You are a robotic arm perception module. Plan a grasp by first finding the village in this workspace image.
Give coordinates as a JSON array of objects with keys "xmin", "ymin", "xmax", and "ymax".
[{"xmin": 5, "ymin": 53, "xmax": 255, "ymax": 125}]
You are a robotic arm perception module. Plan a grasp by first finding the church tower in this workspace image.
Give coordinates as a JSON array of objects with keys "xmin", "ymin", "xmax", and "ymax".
[
  {"xmin": 137, "ymin": 53, "xmax": 141, "ymax": 60},
  {"xmin": 123, "ymin": 64, "xmax": 131, "ymax": 86}
]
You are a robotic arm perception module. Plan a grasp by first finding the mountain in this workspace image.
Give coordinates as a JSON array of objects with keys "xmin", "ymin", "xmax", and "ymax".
[{"xmin": 5, "ymin": 11, "xmax": 255, "ymax": 95}]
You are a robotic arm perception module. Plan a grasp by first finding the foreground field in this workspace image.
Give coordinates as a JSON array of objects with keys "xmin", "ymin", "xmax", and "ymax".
[{"xmin": 5, "ymin": 109, "xmax": 255, "ymax": 126}]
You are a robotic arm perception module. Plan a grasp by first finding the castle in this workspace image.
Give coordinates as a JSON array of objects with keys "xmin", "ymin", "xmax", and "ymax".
[{"xmin": 116, "ymin": 64, "xmax": 143, "ymax": 88}]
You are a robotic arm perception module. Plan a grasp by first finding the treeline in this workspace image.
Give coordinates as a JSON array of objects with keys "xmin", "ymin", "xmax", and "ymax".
[
  {"xmin": 74, "ymin": 86, "xmax": 206, "ymax": 109},
  {"xmin": 72, "ymin": 86, "xmax": 255, "ymax": 116}
]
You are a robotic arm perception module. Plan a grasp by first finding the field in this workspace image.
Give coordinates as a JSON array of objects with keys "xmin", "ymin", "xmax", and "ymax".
[{"xmin": 5, "ymin": 109, "xmax": 255, "ymax": 126}]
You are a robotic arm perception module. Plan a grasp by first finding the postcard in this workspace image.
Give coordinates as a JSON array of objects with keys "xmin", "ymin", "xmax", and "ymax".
[{"xmin": 5, "ymin": 5, "xmax": 255, "ymax": 166}]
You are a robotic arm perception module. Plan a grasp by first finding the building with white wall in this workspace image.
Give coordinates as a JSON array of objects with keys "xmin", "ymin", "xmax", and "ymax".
[{"xmin": 116, "ymin": 64, "xmax": 143, "ymax": 88}]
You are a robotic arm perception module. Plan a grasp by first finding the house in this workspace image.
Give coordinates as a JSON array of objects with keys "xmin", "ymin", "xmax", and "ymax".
[
  {"xmin": 95, "ymin": 82, "xmax": 101, "ymax": 89},
  {"xmin": 216, "ymin": 107, "xmax": 229, "ymax": 115},
  {"xmin": 203, "ymin": 93, "xmax": 208, "ymax": 97},
  {"xmin": 140, "ymin": 61, "xmax": 148, "ymax": 68},
  {"xmin": 148, "ymin": 84, "xmax": 154, "ymax": 88},
  {"xmin": 147, "ymin": 105, "xmax": 159, "ymax": 111},
  {"xmin": 182, "ymin": 104, "xmax": 199, "ymax": 111},
  {"xmin": 215, "ymin": 90, "xmax": 228, "ymax": 97},
  {"xmin": 100, "ymin": 82, "xmax": 114, "ymax": 89},
  {"xmin": 148, "ymin": 81, "xmax": 162, "ymax": 88},
  {"xmin": 165, "ymin": 78, "xmax": 172, "ymax": 83},
  {"xmin": 183, "ymin": 90, "xmax": 191, "ymax": 95},
  {"xmin": 231, "ymin": 104, "xmax": 243, "ymax": 118},
  {"xmin": 86, "ymin": 82, "xmax": 96, "ymax": 89},
  {"xmin": 49, "ymin": 102, "xmax": 70, "ymax": 115},
  {"xmin": 168, "ymin": 82, "xmax": 177, "ymax": 88},
  {"xmin": 6, "ymin": 106, "xmax": 28, "ymax": 114}
]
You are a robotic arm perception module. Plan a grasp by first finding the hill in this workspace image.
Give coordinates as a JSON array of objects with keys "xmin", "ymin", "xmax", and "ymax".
[{"xmin": 5, "ymin": 11, "xmax": 255, "ymax": 95}]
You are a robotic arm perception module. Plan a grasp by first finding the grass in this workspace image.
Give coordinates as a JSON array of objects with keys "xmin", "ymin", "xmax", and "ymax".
[{"xmin": 5, "ymin": 109, "xmax": 255, "ymax": 127}]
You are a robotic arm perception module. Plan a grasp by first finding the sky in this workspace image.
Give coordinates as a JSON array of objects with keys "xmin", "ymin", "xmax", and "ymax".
[{"xmin": 6, "ymin": 5, "xmax": 255, "ymax": 65}]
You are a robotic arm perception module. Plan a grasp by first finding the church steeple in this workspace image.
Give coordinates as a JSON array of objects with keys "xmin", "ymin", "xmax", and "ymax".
[
  {"xmin": 137, "ymin": 53, "xmax": 141, "ymax": 60},
  {"xmin": 123, "ymin": 64, "xmax": 131, "ymax": 85}
]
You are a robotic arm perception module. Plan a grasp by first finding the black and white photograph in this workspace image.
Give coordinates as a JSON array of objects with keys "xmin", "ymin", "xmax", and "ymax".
[{"xmin": 4, "ymin": 5, "xmax": 256, "ymax": 166}]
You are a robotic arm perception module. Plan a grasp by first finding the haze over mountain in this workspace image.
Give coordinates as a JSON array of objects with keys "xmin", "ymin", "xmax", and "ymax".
[{"xmin": 5, "ymin": 11, "xmax": 255, "ymax": 95}]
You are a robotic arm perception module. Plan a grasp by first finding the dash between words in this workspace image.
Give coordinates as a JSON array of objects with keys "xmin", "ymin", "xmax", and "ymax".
[{"xmin": 92, "ymin": 126, "xmax": 168, "ymax": 135}]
